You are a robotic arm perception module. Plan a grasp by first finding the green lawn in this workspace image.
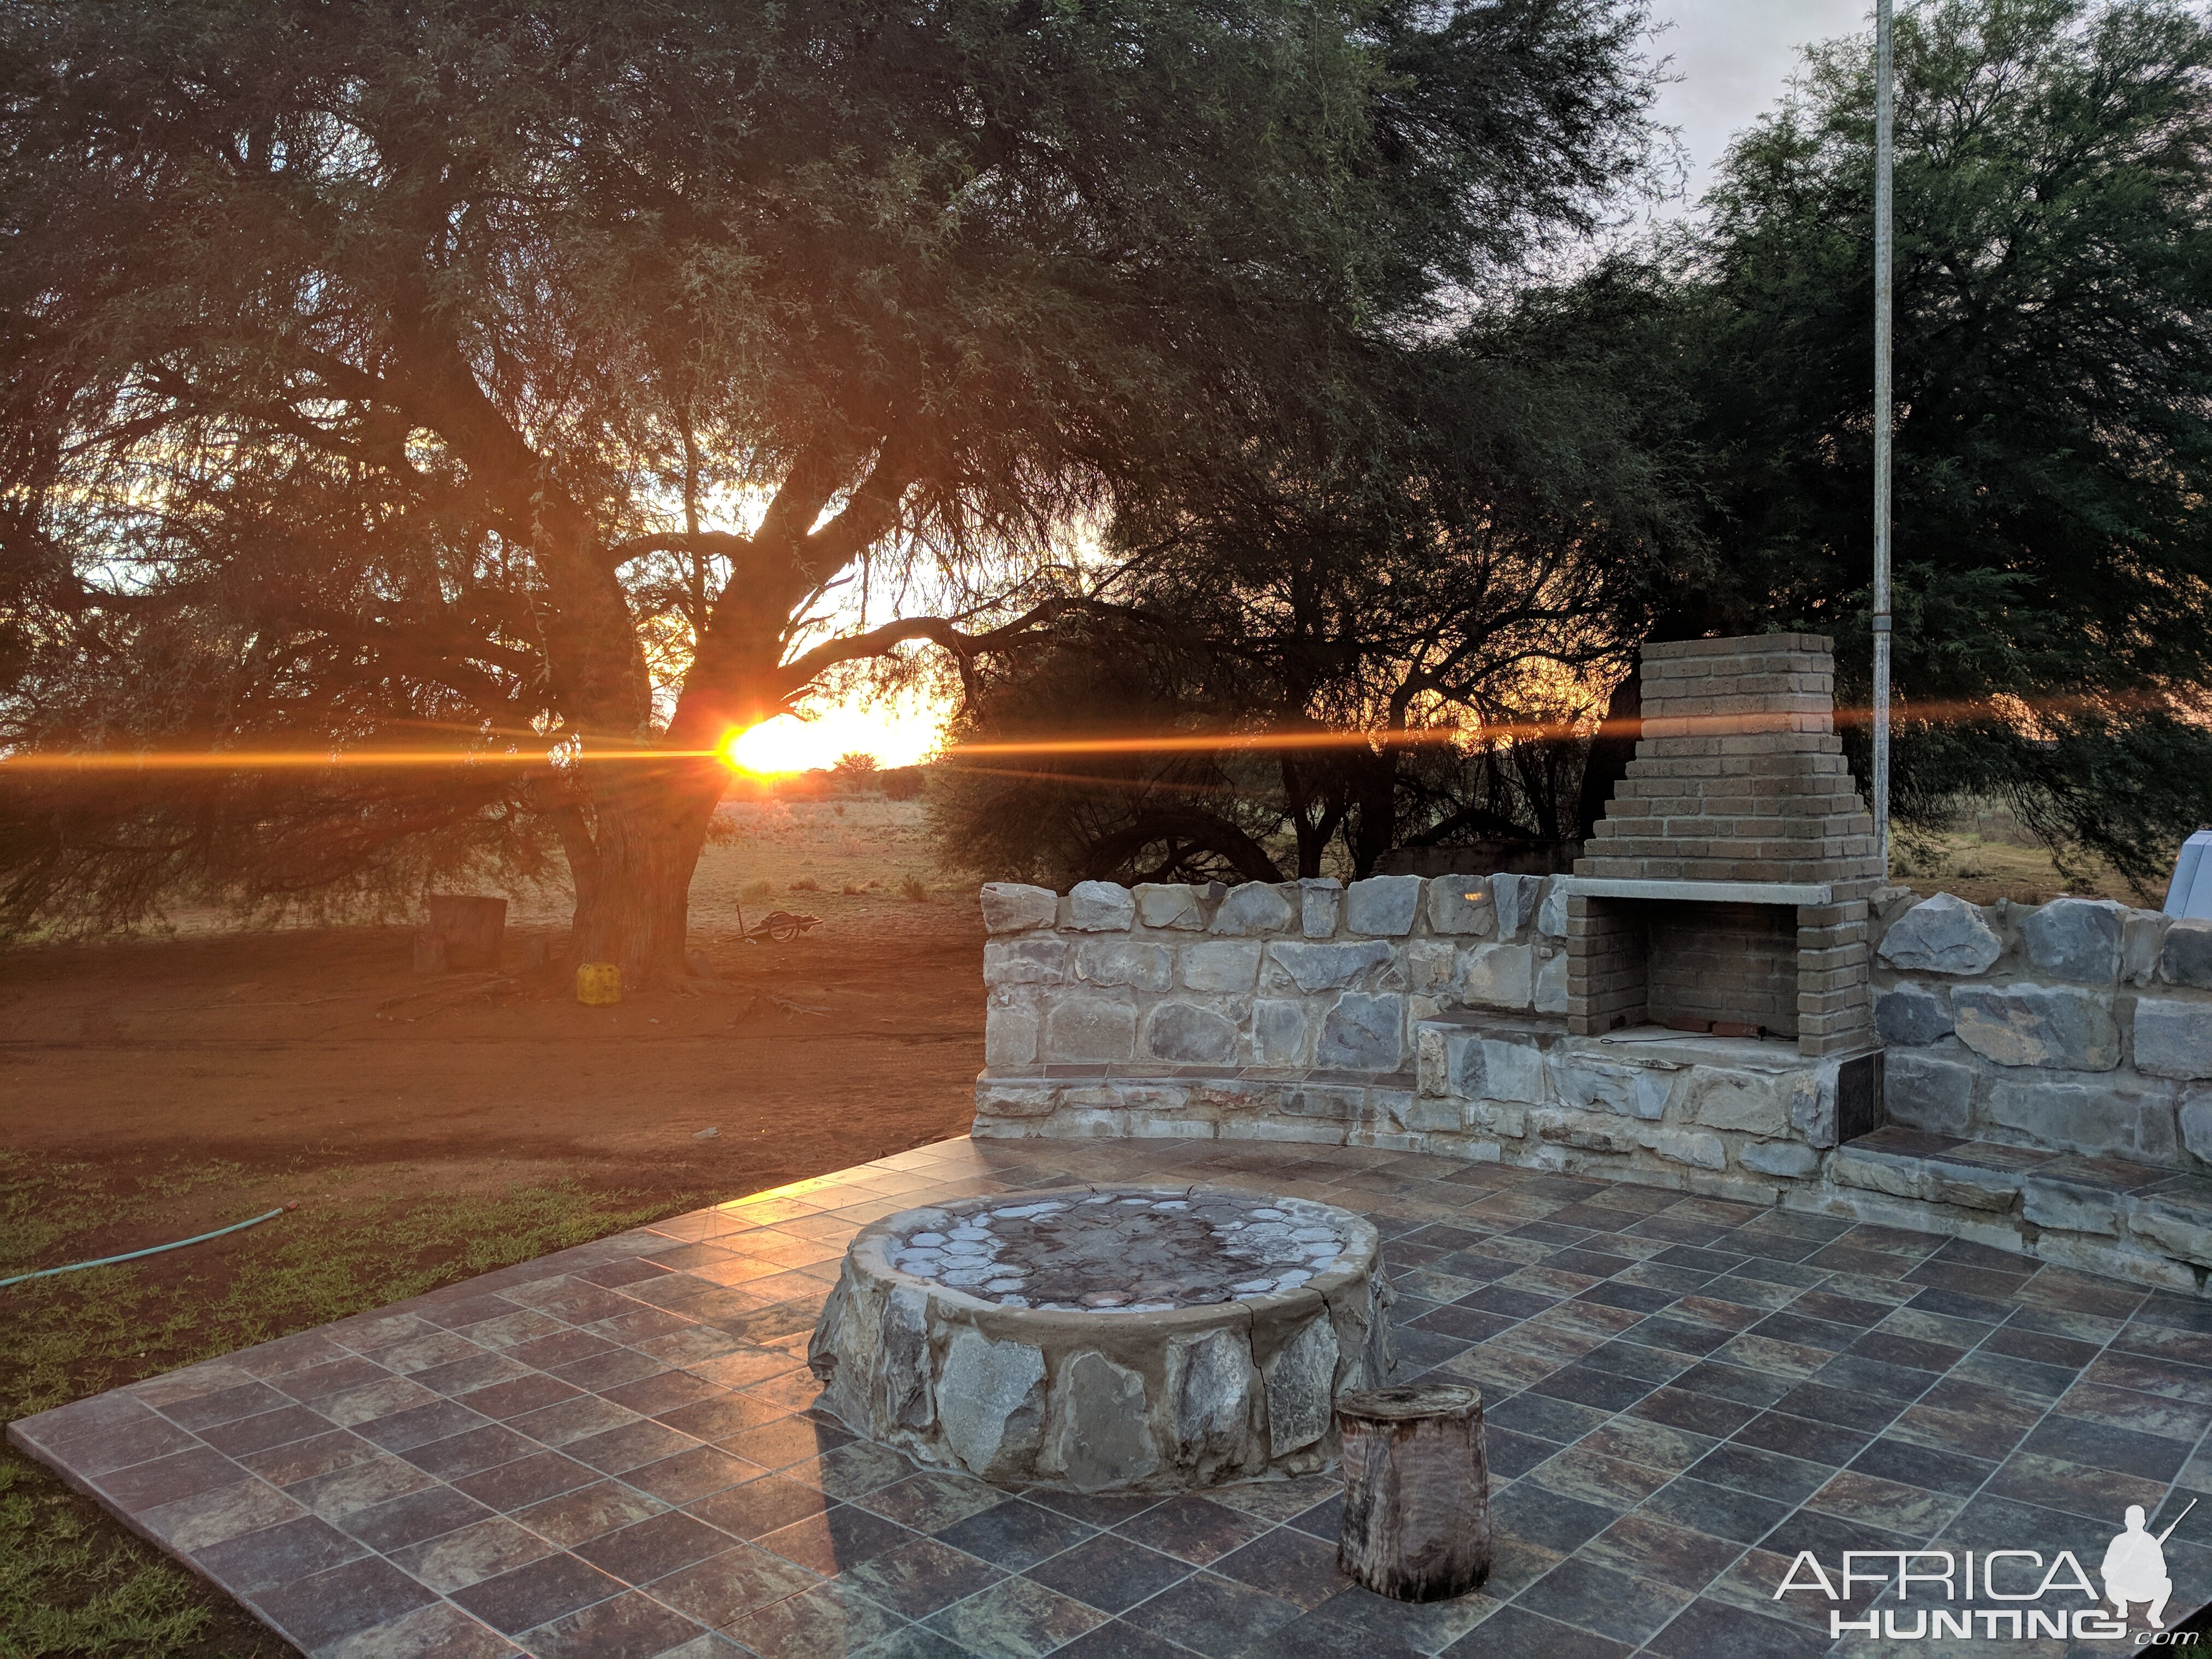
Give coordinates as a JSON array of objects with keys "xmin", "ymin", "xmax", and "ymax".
[{"xmin": 0, "ymin": 1152, "xmax": 692, "ymax": 1658}]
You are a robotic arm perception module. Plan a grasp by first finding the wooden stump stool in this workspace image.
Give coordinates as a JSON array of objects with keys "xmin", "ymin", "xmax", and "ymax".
[
  {"xmin": 1336, "ymin": 1383, "xmax": 1491, "ymax": 1602},
  {"xmin": 424, "ymin": 894, "xmax": 507, "ymax": 971}
]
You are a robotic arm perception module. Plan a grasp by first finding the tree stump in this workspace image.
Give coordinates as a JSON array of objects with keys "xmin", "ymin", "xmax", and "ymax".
[
  {"xmin": 1336, "ymin": 1383, "xmax": 1491, "ymax": 1602},
  {"xmin": 424, "ymin": 895, "xmax": 507, "ymax": 971}
]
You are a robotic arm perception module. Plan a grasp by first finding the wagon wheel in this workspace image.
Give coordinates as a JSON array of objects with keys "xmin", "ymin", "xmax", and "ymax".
[{"xmin": 767, "ymin": 911, "xmax": 801, "ymax": 942}]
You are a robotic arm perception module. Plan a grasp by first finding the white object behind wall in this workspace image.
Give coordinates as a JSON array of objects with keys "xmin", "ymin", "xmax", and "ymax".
[{"xmin": 2166, "ymin": 830, "xmax": 2212, "ymax": 919}]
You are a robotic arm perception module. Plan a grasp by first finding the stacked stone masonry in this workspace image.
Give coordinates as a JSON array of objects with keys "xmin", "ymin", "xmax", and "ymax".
[
  {"xmin": 1569, "ymin": 633, "xmax": 1884, "ymax": 1057},
  {"xmin": 977, "ymin": 876, "xmax": 2212, "ymax": 1295}
]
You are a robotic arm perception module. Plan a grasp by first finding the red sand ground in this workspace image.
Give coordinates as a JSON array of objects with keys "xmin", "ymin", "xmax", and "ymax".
[{"xmin": 0, "ymin": 903, "xmax": 985, "ymax": 1234}]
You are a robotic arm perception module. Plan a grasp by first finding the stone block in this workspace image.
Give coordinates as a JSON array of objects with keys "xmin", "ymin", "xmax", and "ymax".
[
  {"xmin": 1043, "ymin": 997, "xmax": 1137, "ymax": 1063},
  {"xmin": 1536, "ymin": 882, "xmax": 1567, "ymax": 940},
  {"xmin": 2130, "ymin": 1181, "xmax": 2212, "ymax": 1268},
  {"xmin": 2023, "ymin": 897, "xmax": 2126, "ymax": 984},
  {"xmin": 1426, "ymin": 877, "xmax": 1496, "ymax": 937},
  {"xmin": 1533, "ymin": 954, "xmax": 1568, "ymax": 1015},
  {"xmin": 2163, "ymin": 920, "xmax": 2212, "ymax": 989},
  {"xmin": 1469, "ymin": 1103, "xmax": 1526, "ymax": 1139},
  {"xmin": 1211, "ymin": 884, "xmax": 1296, "ymax": 937},
  {"xmin": 2183, "ymin": 1087, "xmax": 2212, "ymax": 1163},
  {"xmin": 1266, "ymin": 940, "xmax": 1394, "ymax": 993},
  {"xmin": 1739, "ymin": 1140, "xmax": 1821, "ymax": 1179},
  {"xmin": 1554, "ymin": 1058, "xmax": 1674, "ymax": 1121},
  {"xmin": 1444, "ymin": 1032, "xmax": 1547, "ymax": 1105},
  {"xmin": 1044, "ymin": 1352, "xmax": 1157, "ymax": 1490},
  {"xmin": 1877, "ymin": 893, "xmax": 2003, "ymax": 975},
  {"xmin": 1316, "ymin": 993, "xmax": 1405, "ymax": 1072},
  {"xmin": 1643, "ymin": 1129, "xmax": 1726, "ymax": 1172},
  {"xmin": 1874, "ymin": 983, "xmax": 1954, "ymax": 1046},
  {"xmin": 1299, "ymin": 879, "xmax": 1343, "ymax": 939},
  {"xmin": 1141, "ymin": 1002, "xmax": 1238, "ymax": 1066},
  {"xmin": 1068, "ymin": 881, "xmax": 1137, "ymax": 931},
  {"xmin": 975, "ymin": 1080, "xmax": 1060, "ymax": 1119},
  {"xmin": 936, "ymin": 1329, "xmax": 1046, "ymax": 1479},
  {"xmin": 1952, "ymin": 983, "xmax": 2120, "ymax": 1070},
  {"xmin": 1689, "ymin": 1070, "xmax": 1789, "ymax": 1136},
  {"xmin": 1987, "ymin": 1079, "xmax": 2177, "ymax": 1162},
  {"xmin": 1075, "ymin": 940, "xmax": 1173, "ymax": 992},
  {"xmin": 985, "ymin": 999, "xmax": 1040, "ymax": 1070},
  {"xmin": 1181, "ymin": 942, "xmax": 1262, "ymax": 993},
  {"xmin": 1882, "ymin": 1052, "xmax": 1977, "ymax": 1136},
  {"xmin": 985, "ymin": 937, "xmax": 1070, "ymax": 986},
  {"xmin": 1263, "ymin": 1317, "xmax": 1338, "ymax": 1456},
  {"xmin": 1252, "ymin": 1001, "xmax": 1308, "ymax": 1067},
  {"xmin": 1530, "ymin": 1110, "xmax": 1634, "ymax": 1155},
  {"xmin": 1134, "ymin": 884, "xmax": 1207, "ymax": 930},
  {"xmin": 2134, "ymin": 996, "xmax": 2212, "ymax": 1080},
  {"xmin": 1281, "ymin": 1084, "xmax": 1364, "ymax": 1121},
  {"xmin": 1456, "ymin": 944, "xmax": 1534, "ymax": 1010},
  {"xmin": 1402, "ymin": 940, "xmax": 1456, "ymax": 996},
  {"xmin": 2124, "ymin": 909, "xmax": 2172, "ymax": 987},
  {"xmin": 1173, "ymin": 1329, "xmax": 1254, "ymax": 1465},
  {"xmin": 1491, "ymin": 874, "xmax": 1542, "ymax": 938},
  {"xmin": 1829, "ymin": 1146, "xmax": 2021, "ymax": 1211},
  {"xmin": 1344, "ymin": 875, "xmax": 1422, "ymax": 937},
  {"xmin": 981, "ymin": 883, "xmax": 1059, "ymax": 933},
  {"xmin": 1788, "ymin": 1073, "xmax": 1837, "ymax": 1148},
  {"xmin": 2021, "ymin": 1176, "xmax": 2122, "ymax": 1237}
]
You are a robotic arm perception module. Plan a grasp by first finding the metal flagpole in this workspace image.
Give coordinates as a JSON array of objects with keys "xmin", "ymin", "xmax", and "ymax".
[{"xmin": 1872, "ymin": 0, "xmax": 1895, "ymax": 875}]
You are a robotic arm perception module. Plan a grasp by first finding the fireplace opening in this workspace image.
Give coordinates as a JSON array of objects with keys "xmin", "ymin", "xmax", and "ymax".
[{"xmin": 1579, "ymin": 898, "xmax": 1803, "ymax": 1037}]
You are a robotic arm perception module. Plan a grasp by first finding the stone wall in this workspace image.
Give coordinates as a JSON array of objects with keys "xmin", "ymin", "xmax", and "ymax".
[
  {"xmin": 1871, "ymin": 889, "xmax": 2212, "ymax": 1167},
  {"xmin": 978, "ymin": 871, "xmax": 1571, "ymax": 1144},
  {"xmin": 976, "ymin": 877, "xmax": 2212, "ymax": 1291}
]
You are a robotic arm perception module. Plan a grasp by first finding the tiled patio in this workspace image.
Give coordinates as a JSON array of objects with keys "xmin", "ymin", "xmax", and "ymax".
[{"xmin": 14, "ymin": 1135, "xmax": 2212, "ymax": 1658}]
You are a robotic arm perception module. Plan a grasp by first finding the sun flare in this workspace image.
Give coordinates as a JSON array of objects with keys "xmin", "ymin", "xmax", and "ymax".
[{"xmin": 719, "ymin": 696, "xmax": 947, "ymax": 776}]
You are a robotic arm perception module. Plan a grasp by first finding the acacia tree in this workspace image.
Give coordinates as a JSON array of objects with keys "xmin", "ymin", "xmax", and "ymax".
[
  {"xmin": 1650, "ymin": 0, "xmax": 2212, "ymax": 879},
  {"xmin": 0, "ymin": 0, "xmax": 1658, "ymax": 977},
  {"xmin": 929, "ymin": 316, "xmax": 1698, "ymax": 884}
]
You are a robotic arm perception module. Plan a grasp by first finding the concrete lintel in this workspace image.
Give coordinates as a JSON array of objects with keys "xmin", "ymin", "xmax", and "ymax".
[{"xmin": 1559, "ymin": 876, "xmax": 1834, "ymax": 906}]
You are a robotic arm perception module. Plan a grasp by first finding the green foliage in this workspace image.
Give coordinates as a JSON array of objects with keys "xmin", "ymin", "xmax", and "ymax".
[{"xmin": 1664, "ymin": 0, "xmax": 2212, "ymax": 876}]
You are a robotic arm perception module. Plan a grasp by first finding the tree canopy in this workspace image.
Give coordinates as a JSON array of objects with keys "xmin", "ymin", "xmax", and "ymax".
[
  {"xmin": 1655, "ymin": 0, "xmax": 2212, "ymax": 881},
  {"xmin": 0, "ymin": 0, "xmax": 1662, "ymax": 967}
]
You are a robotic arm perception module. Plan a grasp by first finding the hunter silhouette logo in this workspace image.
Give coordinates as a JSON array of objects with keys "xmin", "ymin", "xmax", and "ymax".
[{"xmin": 2104, "ymin": 1499, "xmax": 2192, "ymax": 1629}]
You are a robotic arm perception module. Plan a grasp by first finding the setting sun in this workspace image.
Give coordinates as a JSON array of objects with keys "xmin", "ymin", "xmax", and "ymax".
[{"xmin": 719, "ymin": 693, "xmax": 949, "ymax": 775}]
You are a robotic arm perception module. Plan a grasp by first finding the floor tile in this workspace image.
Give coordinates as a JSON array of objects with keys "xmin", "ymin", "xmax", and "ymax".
[
  {"xmin": 932, "ymin": 1497, "xmax": 1095, "ymax": 1572},
  {"xmin": 915, "ymin": 1576, "xmax": 1108, "ymax": 1657},
  {"xmin": 1119, "ymin": 1570, "xmax": 1302, "ymax": 1658},
  {"xmin": 1021, "ymin": 1532, "xmax": 1192, "ymax": 1616},
  {"xmin": 1438, "ymin": 1602, "xmax": 1626, "ymax": 1658},
  {"xmin": 839, "ymin": 1534, "xmax": 1006, "ymax": 1617}
]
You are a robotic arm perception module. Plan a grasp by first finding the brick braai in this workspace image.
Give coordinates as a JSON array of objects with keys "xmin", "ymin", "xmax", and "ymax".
[{"xmin": 1566, "ymin": 633, "xmax": 1882, "ymax": 1057}]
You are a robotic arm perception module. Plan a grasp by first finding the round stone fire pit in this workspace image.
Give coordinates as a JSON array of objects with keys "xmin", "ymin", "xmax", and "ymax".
[{"xmin": 807, "ymin": 1186, "xmax": 1390, "ymax": 1491}]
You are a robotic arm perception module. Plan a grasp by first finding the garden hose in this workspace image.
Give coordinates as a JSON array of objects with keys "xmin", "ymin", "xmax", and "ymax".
[{"xmin": 0, "ymin": 1203, "xmax": 297, "ymax": 1289}]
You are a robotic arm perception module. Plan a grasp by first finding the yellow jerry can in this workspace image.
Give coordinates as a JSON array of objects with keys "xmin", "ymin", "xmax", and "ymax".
[{"xmin": 575, "ymin": 961, "xmax": 622, "ymax": 1005}]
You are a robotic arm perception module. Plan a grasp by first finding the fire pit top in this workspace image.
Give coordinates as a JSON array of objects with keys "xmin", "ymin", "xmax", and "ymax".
[{"xmin": 882, "ymin": 1188, "xmax": 1355, "ymax": 1312}]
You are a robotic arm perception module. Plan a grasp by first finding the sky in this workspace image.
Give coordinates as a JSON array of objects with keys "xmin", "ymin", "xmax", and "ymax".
[
  {"xmin": 1648, "ymin": 0, "xmax": 1872, "ymax": 209},
  {"xmin": 736, "ymin": 0, "xmax": 1879, "ymax": 775}
]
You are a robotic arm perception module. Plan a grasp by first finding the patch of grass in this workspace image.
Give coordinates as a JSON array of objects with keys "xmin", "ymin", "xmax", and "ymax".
[
  {"xmin": 790, "ymin": 875, "xmax": 820, "ymax": 892},
  {"xmin": 0, "ymin": 1153, "xmax": 690, "ymax": 1657},
  {"xmin": 740, "ymin": 879, "xmax": 773, "ymax": 899},
  {"xmin": 899, "ymin": 874, "xmax": 929, "ymax": 903}
]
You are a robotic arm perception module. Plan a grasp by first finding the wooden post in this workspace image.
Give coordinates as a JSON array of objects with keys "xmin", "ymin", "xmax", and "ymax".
[
  {"xmin": 1336, "ymin": 1383, "xmax": 1491, "ymax": 1602},
  {"xmin": 425, "ymin": 895, "xmax": 508, "ymax": 971}
]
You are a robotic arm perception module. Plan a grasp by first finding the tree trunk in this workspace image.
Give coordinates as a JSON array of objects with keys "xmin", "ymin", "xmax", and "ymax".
[
  {"xmin": 567, "ymin": 757, "xmax": 728, "ymax": 986},
  {"xmin": 1337, "ymin": 1383, "xmax": 1491, "ymax": 1602}
]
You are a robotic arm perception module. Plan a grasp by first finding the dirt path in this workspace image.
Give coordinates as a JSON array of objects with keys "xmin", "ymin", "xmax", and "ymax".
[{"xmin": 0, "ymin": 905, "xmax": 985, "ymax": 1244}]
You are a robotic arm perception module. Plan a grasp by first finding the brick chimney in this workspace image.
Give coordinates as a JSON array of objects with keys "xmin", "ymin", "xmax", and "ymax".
[{"xmin": 1565, "ymin": 633, "xmax": 1882, "ymax": 1057}]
